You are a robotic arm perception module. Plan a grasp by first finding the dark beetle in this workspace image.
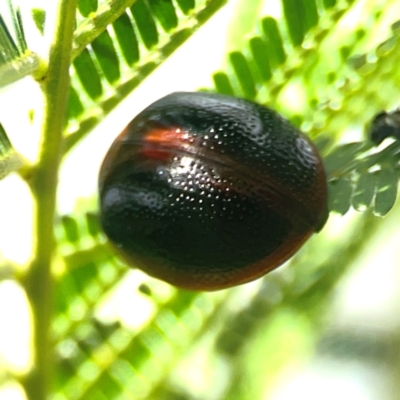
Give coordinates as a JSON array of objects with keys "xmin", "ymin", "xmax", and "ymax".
[
  {"xmin": 369, "ymin": 109, "xmax": 400, "ymax": 145},
  {"xmin": 99, "ymin": 92, "xmax": 328, "ymax": 291}
]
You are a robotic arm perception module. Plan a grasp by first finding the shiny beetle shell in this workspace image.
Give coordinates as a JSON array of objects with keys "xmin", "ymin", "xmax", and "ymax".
[
  {"xmin": 369, "ymin": 109, "xmax": 400, "ymax": 145},
  {"xmin": 99, "ymin": 92, "xmax": 328, "ymax": 291}
]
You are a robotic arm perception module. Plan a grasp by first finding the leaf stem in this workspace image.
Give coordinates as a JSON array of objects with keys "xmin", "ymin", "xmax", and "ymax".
[
  {"xmin": 72, "ymin": 0, "xmax": 137, "ymax": 60},
  {"xmin": 0, "ymin": 51, "xmax": 41, "ymax": 88},
  {"xmin": 22, "ymin": 0, "xmax": 77, "ymax": 399}
]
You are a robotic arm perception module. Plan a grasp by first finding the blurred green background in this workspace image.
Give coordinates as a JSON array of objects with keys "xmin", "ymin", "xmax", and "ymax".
[{"xmin": 1, "ymin": 0, "xmax": 400, "ymax": 399}]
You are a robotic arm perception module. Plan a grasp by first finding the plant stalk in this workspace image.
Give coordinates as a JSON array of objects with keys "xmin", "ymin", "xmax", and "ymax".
[{"xmin": 23, "ymin": 0, "xmax": 77, "ymax": 399}]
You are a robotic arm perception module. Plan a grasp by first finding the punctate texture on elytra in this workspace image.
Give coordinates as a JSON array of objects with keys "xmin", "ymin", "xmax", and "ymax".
[{"xmin": 99, "ymin": 92, "xmax": 328, "ymax": 291}]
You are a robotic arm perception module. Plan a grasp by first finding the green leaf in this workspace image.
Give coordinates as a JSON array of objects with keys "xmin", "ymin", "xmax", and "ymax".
[
  {"xmin": 85, "ymin": 212, "xmax": 102, "ymax": 238},
  {"xmin": 324, "ymin": 142, "xmax": 368, "ymax": 176},
  {"xmin": 130, "ymin": 0, "xmax": 159, "ymax": 49},
  {"xmin": 61, "ymin": 216, "xmax": 80, "ymax": 243},
  {"xmin": 1, "ymin": 0, "xmax": 27, "ymax": 54},
  {"xmin": 323, "ymin": 0, "xmax": 337, "ymax": 7},
  {"xmin": 73, "ymin": 48, "xmax": 104, "ymax": 99},
  {"xmin": 175, "ymin": 0, "xmax": 196, "ymax": 14},
  {"xmin": 303, "ymin": 0, "xmax": 319, "ymax": 32},
  {"xmin": 249, "ymin": 37, "xmax": 272, "ymax": 81},
  {"xmin": 67, "ymin": 86, "xmax": 85, "ymax": 119},
  {"xmin": 352, "ymin": 172, "xmax": 376, "ymax": 211},
  {"xmin": 0, "ymin": 122, "xmax": 22, "ymax": 179},
  {"xmin": 148, "ymin": 0, "xmax": 178, "ymax": 32},
  {"xmin": 91, "ymin": 29, "xmax": 121, "ymax": 84},
  {"xmin": 112, "ymin": 12, "xmax": 140, "ymax": 66},
  {"xmin": 229, "ymin": 51, "xmax": 257, "ymax": 99},
  {"xmin": 65, "ymin": 0, "xmax": 229, "ymax": 153},
  {"xmin": 0, "ymin": 15, "xmax": 19, "ymax": 63},
  {"xmin": 374, "ymin": 168, "xmax": 398, "ymax": 216},
  {"xmin": 78, "ymin": 0, "xmax": 98, "ymax": 17},
  {"xmin": 212, "ymin": 72, "xmax": 235, "ymax": 95},
  {"xmin": 0, "ymin": 2, "xmax": 40, "ymax": 86},
  {"xmin": 282, "ymin": 0, "xmax": 308, "ymax": 46},
  {"xmin": 31, "ymin": 8, "xmax": 46, "ymax": 34},
  {"xmin": 55, "ymin": 289, "xmax": 226, "ymax": 399},
  {"xmin": 328, "ymin": 178, "xmax": 353, "ymax": 215},
  {"xmin": 261, "ymin": 17, "xmax": 286, "ymax": 68}
]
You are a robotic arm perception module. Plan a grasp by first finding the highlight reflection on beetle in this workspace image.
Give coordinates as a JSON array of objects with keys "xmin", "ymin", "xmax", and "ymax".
[{"xmin": 99, "ymin": 92, "xmax": 328, "ymax": 291}]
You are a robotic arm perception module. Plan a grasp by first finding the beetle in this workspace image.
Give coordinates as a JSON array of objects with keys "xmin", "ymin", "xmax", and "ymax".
[
  {"xmin": 369, "ymin": 109, "xmax": 400, "ymax": 145},
  {"xmin": 99, "ymin": 92, "xmax": 328, "ymax": 291}
]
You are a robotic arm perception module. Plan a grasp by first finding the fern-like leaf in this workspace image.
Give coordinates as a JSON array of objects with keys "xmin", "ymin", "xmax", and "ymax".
[
  {"xmin": 65, "ymin": 0, "xmax": 228, "ymax": 154},
  {"xmin": 0, "ymin": 1, "xmax": 40, "ymax": 87}
]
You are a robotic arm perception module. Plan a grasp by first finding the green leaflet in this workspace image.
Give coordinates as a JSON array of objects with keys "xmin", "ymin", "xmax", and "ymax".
[
  {"xmin": 77, "ymin": 0, "xmax": 98, "ymax": 17},
  {"xmin": 65, "ymin": 0, "xmax": 228, "ymax": 151},
  {"xmin": 206, "ymin": 0, "xmax": 400, "ymax": 218},
  {"xmin": 324, "ymin": 139, "xmax": 400, "ymax": 217},
  {"xmin": 0, "ymin": 123, "xmax": 21, "ymax": 179},
  {"xmin": 352, "ymin": 172, "xmax": 376, "ymax": 211},
  {"xmin": 0, "ymin": 1, "xmax": 40, "ymax": 87}
]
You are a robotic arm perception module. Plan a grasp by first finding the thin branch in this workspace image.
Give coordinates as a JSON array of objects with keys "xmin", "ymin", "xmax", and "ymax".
[
  {"xmin": 0, "ymin": 51, "xmax": 41, "ymax": 88},
  {"xmin": 22, "ymin": 0, "xmax": 77, "ymax": 399},
  {"xmin": 72, "ymin": 0, "xmax": 137, "ymax": 60}
]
